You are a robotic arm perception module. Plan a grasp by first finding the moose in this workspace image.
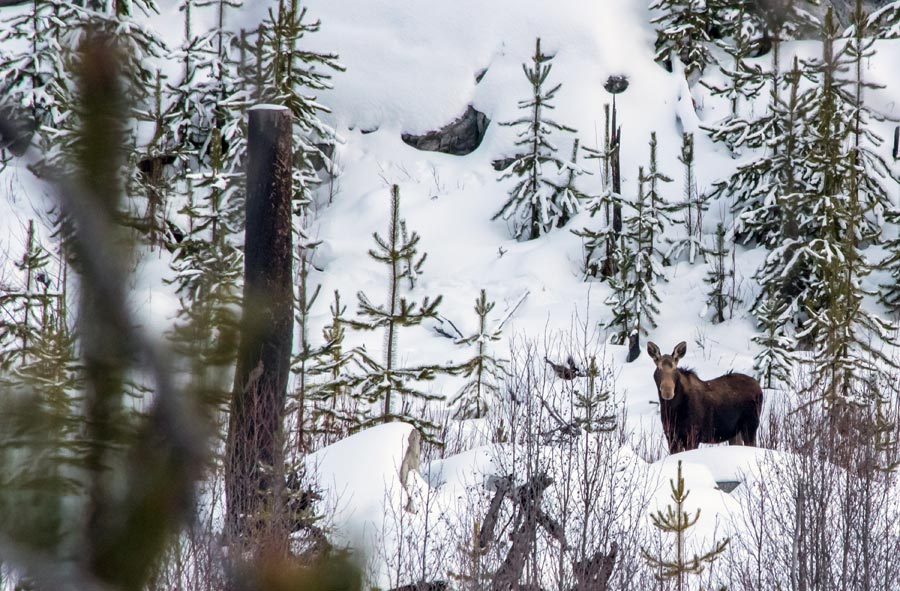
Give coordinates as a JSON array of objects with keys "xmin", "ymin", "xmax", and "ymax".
[{"xmin": 647, "ymin": 341, "xmax": 763, "ymax": 454}]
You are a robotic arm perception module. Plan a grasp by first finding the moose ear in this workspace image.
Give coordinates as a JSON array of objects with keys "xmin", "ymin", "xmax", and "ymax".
[
  {"xmin": 673, "ymin": 341, "xmax": 687, "ymax": 361},
  {"xmin": 647, "ymin": 341, "xmax": 661, "ymax": 362}
]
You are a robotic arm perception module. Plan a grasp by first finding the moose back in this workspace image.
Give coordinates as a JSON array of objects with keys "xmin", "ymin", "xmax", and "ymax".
[{"xmin": 647, "ymin": 341, "xmax": 763, "ymax": 454}]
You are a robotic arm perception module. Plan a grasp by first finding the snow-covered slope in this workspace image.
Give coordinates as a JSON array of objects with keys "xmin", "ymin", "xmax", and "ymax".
[{"xmin": 2, "ymin": 0, "xmax": 900, "ymax": 588}]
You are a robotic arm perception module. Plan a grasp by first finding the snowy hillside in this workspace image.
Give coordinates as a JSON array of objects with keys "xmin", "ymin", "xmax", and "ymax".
[{"xmin": 1, "ymin": 0, "xmax": 900, "ymax": 589}]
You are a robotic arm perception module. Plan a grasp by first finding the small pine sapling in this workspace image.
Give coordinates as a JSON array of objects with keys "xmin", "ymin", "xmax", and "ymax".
[
  {"xmin": 642, "ymin": 461, "xmax": 729, "ymax": 591},
  {"xmin": 701, "ymin": 4, "xmax": 764, "ymax": 119},
  {"xmin": 308, "ymin": 290, "xmax": 365, "ymax": 442},
  {"xmin": 605, "ymin": 169, "xmax": 663, "ymax": 360},
  {"xmin": 574, "ymin": 105, "xmax": 623, "ymax": 279},
  {"xmin": 448, "ymin": 289, "xmax": 509, "ymax": 420},
  {"xmin": 289, "ymin": 240, "xmax": 330, "ymax": 453},
  {"xmin": 703, "ymin": 223, "xmax": 740, "ymax": 324},
  {"xmin": 752, "ymin": 290, "xmax": 795, "ymax": 389},
  {"xmin": 666, "ymin": 132, "xmax": 707, "ymax": 264},
  {"xmin": 573, "ymin": 356, "xmax": 616, "ymax": 433},
  {"xmin": 643, "ymin": 132, "xmax": 673, "ymax": 269},
  {"xmin": 604, "ymin": 236, "xmax": 635, "ymax": 349},
  {"xmin": 254, "ymin": 0, "xmax": 345, "ymax": 220},
  {"xmin": 348, "ymin": 185, "xmax": 447, "ymax": 440},
  {"xmin": 546, "ymin": 139, "xmax": 590, "ymax": 229},
  {"xmin": 493, "ymin": 38, "xmax": 578, "ymax": 240}
]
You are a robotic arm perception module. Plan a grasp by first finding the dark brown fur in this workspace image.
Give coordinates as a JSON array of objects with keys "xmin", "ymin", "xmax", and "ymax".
[{"xmin": 648, "ymin": 341, "xmax": 763, "ymax": 454}]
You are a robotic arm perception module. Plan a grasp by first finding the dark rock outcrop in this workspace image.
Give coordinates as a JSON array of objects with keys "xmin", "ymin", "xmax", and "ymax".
[{"xmin": 401, "ymin": 105, "xmax": 489, "ymax": 156}]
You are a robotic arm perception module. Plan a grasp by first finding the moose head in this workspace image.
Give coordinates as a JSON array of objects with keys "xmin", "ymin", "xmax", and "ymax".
[{"xmin": 647, "ymin": 341, "xmax": 687, "ymax": 401}]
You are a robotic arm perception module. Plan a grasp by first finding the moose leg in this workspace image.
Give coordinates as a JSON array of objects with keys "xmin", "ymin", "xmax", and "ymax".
[
  {"xmin": 741, "ymin": 416, "xmax": 759, "ymax": 447},
  {"xmin": 728, "ymin": 434, "xmax": 744, "ymax": 446}
]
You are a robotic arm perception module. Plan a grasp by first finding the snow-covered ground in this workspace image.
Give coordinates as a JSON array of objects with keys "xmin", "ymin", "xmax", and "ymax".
[{"xmin": 2, "ymin": 0, "xmax": 900, "ymax": 588}]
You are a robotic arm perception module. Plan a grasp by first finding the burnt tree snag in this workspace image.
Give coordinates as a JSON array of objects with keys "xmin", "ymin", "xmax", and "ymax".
[{"xmin": 226, "ymin": 106, "xmax": 294, "ymax": 548}]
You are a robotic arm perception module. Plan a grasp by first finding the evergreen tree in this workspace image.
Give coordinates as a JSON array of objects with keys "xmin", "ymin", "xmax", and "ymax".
[
  {"xmin": 347, "ymin": 186, "xmax": 446, "ymax": 440},
  {"xmin": 701, "ymin": 3, "xmax": 765, "ymax": 117},
  {"xmin": 308, "ymin": 290, "xmax": 365, "ymax": 442},
  {"xmin": 573, "ymin": 355, "xmax": 616, "ymax": 433},
  {"xmin": 703, "ymin": 223, "xmax": 740, "ymax": 324},
  {"xmin": 704, "ymin": 1, "xmax": 820, "ymax": 246},
  {"xmin": 642, "ymin": 461, "xmax": 729, "ymax": 591},
  {"xmin": 165, "ymin": 0, "xmax": 246, "ymax": 184},
  {"xmin": 0, "ymin": 1, "xmax": 81, "ymax": 164},
  {"xmin": 546, "ymin": 139, "xmax": 590, "ymax": 229},
  {"xmin": 650, "ymin": 0, "xmax": 717, "ymax": 78},
  {"xmin": 289, "ymin": 240, "xmax": 330, "ymax": 453},
  {"xmin": 574, "ymin": 104, "xmax": 623, "ymax": 278},
  {"xmin": 752, "ymin": 290, "xmax": 795, "ymax": 388},
  {"xmin": 792, "ymin": 9, "xmax": 896, "ymax": 405},
  {"xmin": 0, "ymin": 222, "xmax": 81, "ymax": 552},
  {"xmin": 254, "ymin": 0, "xmax": 345, "ymax": 218},
  {"xmin": 493, "ymin": 38, "xmax": 578, "ymax": 240},
  {"xmin": 643, "ymin": 132, "xmax": 673, "ymax": 270},
  {"xmin": 604, "ymin": 171, "xmax": 663, "ymax": 356},
  {"xmin": 666, "ymin": 132, "xmax": 708, "ymax": 264},
  {"xmin": 869, "ymin": 1, "xmax": 900, "ymax": 37},
  {"xmin": 448, "ymin": 290, "xmax": 508, "ymax": 420},
  {"xmin": 167, "ymin": 131, "xmax": 242, "ymax": 419}
]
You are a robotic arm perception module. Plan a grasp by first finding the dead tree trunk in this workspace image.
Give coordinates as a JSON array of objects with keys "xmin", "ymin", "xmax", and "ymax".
[{"xmin": 225, "ymin": 105, "xmax": 294, "ymax": 550}]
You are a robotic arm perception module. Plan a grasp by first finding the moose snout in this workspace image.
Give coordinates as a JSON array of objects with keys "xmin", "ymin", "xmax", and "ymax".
[{"xmin": 659, "ymin": 380, "xmax": 675, "ymax": 400}]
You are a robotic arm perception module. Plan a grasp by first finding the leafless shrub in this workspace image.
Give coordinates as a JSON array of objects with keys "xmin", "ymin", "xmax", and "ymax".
[{"xmin": 726, "ymin": 366, "xmax": 900, "ymax": 590}]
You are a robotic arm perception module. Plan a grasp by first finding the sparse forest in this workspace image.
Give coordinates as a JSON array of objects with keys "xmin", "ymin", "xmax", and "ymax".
[{"xmin": 0, "ymin": 0, "xmax": 898, "ymax": 590}]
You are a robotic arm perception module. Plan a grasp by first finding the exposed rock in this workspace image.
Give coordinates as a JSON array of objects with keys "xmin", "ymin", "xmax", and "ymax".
[
  {"xmin": 308, "ymin": 141, "xmax": 335, "ymax": 172},
  {"xmin": 401, "ymin": 105, "xmax": 489, "ymax": 156},
  {"xmin": 492, "ymin": 156, "xmax": 516, "ymax": 171},
  {"xmin": 717, "ymin": 480, "xmax": 741, "ymax": 494}
]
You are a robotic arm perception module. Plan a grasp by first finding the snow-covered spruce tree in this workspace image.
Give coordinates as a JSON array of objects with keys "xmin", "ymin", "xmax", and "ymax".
[
  {"xmin": 0, "ymin": 221, "xmax": 53, "ymax": 374},
  {"xmin": 448, "ymin": 289, "xmax": 509, "ymax": 420},
  {"xmin": 650, "ymin": 0, "xmax": 716, "ymax": 78},
  {"xmin": 164, "ymin": 0, "xmax": 246, "ymax": 187},
  {"xmin": 547, "ymin": 139, "xmax": 590, "ymax": 229},
  {"xmin": 0, "ymin": 1, "xmax": 82, "ymax": 164},
  {"xmin": 704, "ymin": 1, "xmax": 820, "ymax": 243},
  {"xmin": 289, "ymin": 240, "xmax": 330, "ymax": 453},
  {"xmin": 493, "ymin": 38, "xmax": 578, "ymax": 240},
  {"xmin": 252, "ymin": 0, "xmax": 345, "ymax": 219},
  {"xmin": 869, "ymin": 0, "xmax": 900, "ymax": 37},
  {"xmin": 666, "ymin": 132, "xmax": 707, "ymax": 264},
  {"xmin": 605, "ymin": 238, "xmax": 636, "ymax": 351},
  {"xmin": 643, "ymin": 132, "xmax": 673, "ymax": 270},
  {"xmin": 0, "ymin": 221, "xmax": 82, "ymax": 552},
  {"xmin": 167, "ymin": 132, "xmax": 242, "ymax": 419},
  {"xmin": 347, "ymin": 185, "xmax": 446, "ymax": 440},
  {"xmin": 307, "ymin": 290, "xmax": 365, "ymax": 443},
  {"xmin": 574, "ymin": 105, "xmax": 623, "ymax": 279},
  {"xmin": 793, "ymin": 8, "xmax": 896, "ymax": 405},
  {"xmin": 703, "ymin": 222, "xmax": 739, "ymax": 324},
  {"xmin": 701, "ymin": 3, "xmax": 765, "ymax": 119},
  {"xmin": 40, "ymin": 4, "xmax": 167, "ymax": 230},
  {"xmin": 752, "ymin": 290, "xmax": 795, "ymax": 388},
  {"xmin": 604, "ymin": 171, "xmax": 662, "ymax": 360},
  {"xmin": 712, "ymin": 55, "xmax": 814, "ymax": 251},
  {"xmin": 642, "ymin": 461, "xmax": 729, "ymax": 591},
  {"xmin": 573, "ymin": 355, "xmax": 616, "ymax": 433}
]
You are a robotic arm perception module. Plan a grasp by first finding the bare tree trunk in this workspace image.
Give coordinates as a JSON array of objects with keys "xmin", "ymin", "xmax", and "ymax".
[{"xmin": 225, "ymin": 106, "xmax": 294, "ymax": 551}]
